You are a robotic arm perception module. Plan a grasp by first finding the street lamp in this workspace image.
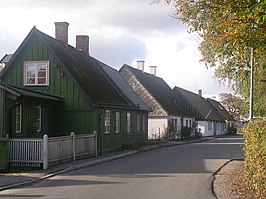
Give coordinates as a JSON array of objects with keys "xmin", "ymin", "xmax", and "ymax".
[{"xmin": 249, "ymin": 47, "xmax": 254, "ymax": 121}]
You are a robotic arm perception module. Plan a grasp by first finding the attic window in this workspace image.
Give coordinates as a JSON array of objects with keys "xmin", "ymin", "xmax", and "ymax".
[{"xmin": 24, "ymin": 61, "xmax": 49, "ymax": 86}]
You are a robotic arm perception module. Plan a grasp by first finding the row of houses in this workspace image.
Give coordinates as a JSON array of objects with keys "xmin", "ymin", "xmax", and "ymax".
[{"xmin": 0, "ymin": 22, "xmax": 234, "ymax": 152}]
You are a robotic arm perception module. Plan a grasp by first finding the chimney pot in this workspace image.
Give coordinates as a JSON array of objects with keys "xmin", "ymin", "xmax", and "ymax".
[
  {"xmin": 149, "ymin": 66, "xmax": 157, "ymax": 76},
  {"xmin": 76, "ymin": 35, "xmax": 89, "ymax": 54},
  {"xmin": 136, "ymin": 60, "xmax": 145, "ymax": 72},
  {"xmin": 55, "ymin": 22, "xmax": 69, "ymax": 48},
  {"xmin": 198, "ymin": 89, "xmax": 202, "ymax": 97}
]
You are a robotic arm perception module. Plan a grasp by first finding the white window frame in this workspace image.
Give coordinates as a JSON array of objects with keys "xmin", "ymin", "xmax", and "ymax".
[
  {"xmin": 24, "ymin": 61, "xmax": 49, "ymax": 86},
  {"xmin": 115, "ymin": 112, "xmax": 120, "ymax": 134},
  {"xmin": 186, "ymin": 119, "xmax": 188, "ymax": 127},
  {"xmin": 15, "ymin": 105, "xmax": 22, "ymax": 134},
  {"xmin": 104, "ymin": 110, "xmax": 110, "ymax": 134},
  {"xmin": 126, "ymin": 112, "xmax": 131, "ymax": 133},
  {"xmin": 36, "ymin": 106, "xmax": 42, "ymax": 132}
]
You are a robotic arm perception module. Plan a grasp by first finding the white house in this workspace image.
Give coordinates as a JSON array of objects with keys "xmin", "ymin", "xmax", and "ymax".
[
  {"xmin": 173, "ymin": 87, "xmax": 230, "ymax": 137},
  {"xmin": 120, "ymin": 62, "xmax": 196, "ymax": 139}
]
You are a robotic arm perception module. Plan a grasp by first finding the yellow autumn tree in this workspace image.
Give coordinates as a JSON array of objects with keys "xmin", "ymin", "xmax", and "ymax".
[{"xmin": 166, "ymin": 0, "xmax": 266, "ymax": 116}]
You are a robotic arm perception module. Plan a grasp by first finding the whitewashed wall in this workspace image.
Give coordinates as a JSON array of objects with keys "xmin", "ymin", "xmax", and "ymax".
[
  {"xmin": 148, "ymin": 117, "xmax": 168, "ymax": 139},
  {"xmin": 198, "ymin": 121, "xmax": 213, "ymax": 136},
  {"xmin": 198, "ymin": 121, "xmax": 228, "ymax": 136}
]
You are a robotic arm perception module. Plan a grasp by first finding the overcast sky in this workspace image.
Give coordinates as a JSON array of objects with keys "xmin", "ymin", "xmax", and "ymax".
[{"xmin": 0, "ymin": 0, "xmax": 232, "ymax": 98}]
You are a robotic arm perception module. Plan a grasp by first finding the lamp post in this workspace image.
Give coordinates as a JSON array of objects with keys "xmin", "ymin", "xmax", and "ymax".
[{"xmin": 249, "ymin": 47, "xmax": 254, "ymax": 121}]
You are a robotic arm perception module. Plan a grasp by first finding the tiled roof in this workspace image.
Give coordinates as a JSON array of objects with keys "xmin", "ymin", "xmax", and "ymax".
[
  {"xmin": 35, "ymin": 28, "xmax": 137, "ymax": 108},
  {"xmin": 207, "ymin": 98, "xmax": 235, "ymax": 122},
  {"xmin": 173, "ymin": 86, "xmax": 224, "ymax": 122},
  {"xmin": 122, "ymin": 65, "xmax": 195, "ymax": 117},
  {"xmin": 101, "ymin": 63, "xmax": 150, "ymax": 112}
]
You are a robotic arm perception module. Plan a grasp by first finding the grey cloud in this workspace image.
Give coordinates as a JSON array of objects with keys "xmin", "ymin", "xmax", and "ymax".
[{"xmin": 90, "ymin": 35, "xmax": 147, "ymax": 69}]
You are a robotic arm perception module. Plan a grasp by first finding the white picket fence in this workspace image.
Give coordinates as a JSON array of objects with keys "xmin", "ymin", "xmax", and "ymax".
[{"xmin": 8, "ymin": 132, "xmax": 97, "ymax": 169}]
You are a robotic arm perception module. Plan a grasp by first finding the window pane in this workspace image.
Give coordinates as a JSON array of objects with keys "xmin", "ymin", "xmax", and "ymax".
[
  {"xmin": 127, "ymin": 112, "xmax": 131, "ymax": 133},
  {"xmin": 105, "ymin": 110, "xmax": 110, "ymax": 133},
  {"xmin": 38, "ymin": 77, "xmax": 46, "ymax": 84},
  {"xmin": 115, "ymin": 112, "xmax": 120, "ymax": 133},
  {"xmin": 25, "ymin": 62, "xmax": 48, "ymax": 86},
  {"xmin": 15, "ymin": 105, "xmax": 21, "ymax": 133}
]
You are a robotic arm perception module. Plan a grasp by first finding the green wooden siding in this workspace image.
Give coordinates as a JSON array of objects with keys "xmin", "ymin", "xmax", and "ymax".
[
  {"xmin": 1, "ymin": 33, "xmax": 148, "ymax": 151},
  {"xmin": 1, "ymin": 34, "xmax": 96, "ymax": 137}
]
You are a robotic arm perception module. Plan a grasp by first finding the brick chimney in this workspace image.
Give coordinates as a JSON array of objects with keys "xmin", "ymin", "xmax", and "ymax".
[
  {"xmin": 198, "ymin": 89, "xmax": 202, "ymax": 97},
  {"xmin": 149, "ymin": 66, "xmax": 157, "ymax": 76},
  {"xmin": 76, "ymin": 35, "xmax": 89, "ymax": 54},
  {"xmin": 137, "ymin": 60, "xmax": 145, "ymax": 72},
  {"xmin": 55, "ymin": 22, "xmax": 69, "ymax": 48}
]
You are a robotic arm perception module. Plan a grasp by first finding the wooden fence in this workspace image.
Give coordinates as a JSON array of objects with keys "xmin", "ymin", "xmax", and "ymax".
[{"xmin": 8, "ymin": 132, "xmax": 97, "ymax": 169}]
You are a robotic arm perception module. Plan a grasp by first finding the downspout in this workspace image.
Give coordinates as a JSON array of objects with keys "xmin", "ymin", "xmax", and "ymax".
[{"xmin": 8, "ymin": 103, "xmax": 21, "ymax": 137}]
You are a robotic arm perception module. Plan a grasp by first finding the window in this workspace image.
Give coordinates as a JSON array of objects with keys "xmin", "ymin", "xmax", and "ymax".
[
  {"xmin": 36, "ymin": 106, "xmax": 42, "ymax": 132},
  {"xmin": 115, "ymin": 112, "xmax": 120, "ymax": 134},
  {"xmin": 24, "ymin": 61, "xmax": 49, "ymax": 86},
  {"xmin": 104, "ymin": 110, "xmax": 110, "ymax": 134},
  {"xmin": 137, "ymin": 114, "xmax": 140, "ymax": 131},
  {"xmin": 174, "ymin": 119, "xmax": 177, "ymax": 129},
  {"xmin": 15, "ymin": 105, "xmax": 22, "ymax": 133},
  {"xmin": 126, "ymin": 112, "xmax": 131, "ymax": 133},
  {"xmin": 208, "ymin": 121, "xmax": 212, "ymax": 130},
  {"xmin": 186, "ymin": 119, "xmax": 188, "ymax": 127},
  {"xmin": 189, "ymin": 120, "xmax": 192, "ymax": 128}
]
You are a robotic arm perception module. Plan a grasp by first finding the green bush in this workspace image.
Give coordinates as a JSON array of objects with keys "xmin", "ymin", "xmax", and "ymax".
[
  {"xmin": 227, "ymin": 125, "xmax": 237, "ymax": 135},
  {"xmin": 181, "ymin": 126, "xmax": 192, "ymax": 139},
  {"xmin": 243, "ymin": 118, "xmax": 266, "ymax": 198}
]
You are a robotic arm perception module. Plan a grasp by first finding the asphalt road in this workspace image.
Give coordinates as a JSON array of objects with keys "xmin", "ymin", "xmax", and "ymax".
[{"xmin": 0, "ymin": 135, "xmax": 244, "ymax": 199}]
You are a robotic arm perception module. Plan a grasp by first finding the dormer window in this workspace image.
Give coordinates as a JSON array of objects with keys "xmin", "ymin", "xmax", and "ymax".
[{"xmin": 24, "ymin": 61, "xmax": 49, "ymax": 86}]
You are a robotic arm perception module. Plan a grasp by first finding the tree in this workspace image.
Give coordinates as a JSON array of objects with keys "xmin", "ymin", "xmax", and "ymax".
[
  {"xmin": 166, "ymin": 0, "xmax": 266, "ymax": 117},
  {"xmin": 0, "ymin": 64, "xmax": 3, "ymax": 73},
  {"xmin": 219, "ymin": 93, "xmax": 247, "ymax": 120}
]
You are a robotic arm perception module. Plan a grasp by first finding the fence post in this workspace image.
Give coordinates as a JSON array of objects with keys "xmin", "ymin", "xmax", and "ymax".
[
  {"xmin": 71, "ymin": 132, "xmax": 76, "ymax": 161},
  {"xmin": 93, "ymin": 131, "xmax": 97, "ymax": 157},
  {"xmin": 43, "ymin": 134, "xmax": 48, "ymax": 170}
]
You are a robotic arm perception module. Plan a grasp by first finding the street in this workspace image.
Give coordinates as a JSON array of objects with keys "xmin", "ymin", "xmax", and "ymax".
[{"xmin": 0, "ymin": 136, "xmax": 244, "ymax": 199}]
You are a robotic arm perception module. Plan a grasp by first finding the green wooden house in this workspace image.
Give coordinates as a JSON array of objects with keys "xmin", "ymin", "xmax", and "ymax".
[{"xmin": 0, "ymin": 22, "xmax": 149, "ymax": 152}]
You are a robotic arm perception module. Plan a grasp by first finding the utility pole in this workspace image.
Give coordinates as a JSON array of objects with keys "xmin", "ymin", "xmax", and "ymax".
[{"xmin": 249, "ymin": 47, "xmax": 254, "ymax": 121}]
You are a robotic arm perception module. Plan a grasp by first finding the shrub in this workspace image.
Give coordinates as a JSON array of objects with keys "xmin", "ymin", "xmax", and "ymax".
[
  {"xmin": 243, "ymin": 118, "xmax": 266, "ymax": 198},
  {"xmin": 227, "ymin": 125, "xmax": 237, "ymax": 135},
  {"xmin": 181, "ymin": 126, "xmax": 192, "ymax": 139}
]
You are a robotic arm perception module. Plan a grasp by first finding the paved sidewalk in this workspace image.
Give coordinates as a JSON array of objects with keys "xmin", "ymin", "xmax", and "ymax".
[{"xmin": 0, "ymin": 136, "xmax": 215, "ymax": 191}]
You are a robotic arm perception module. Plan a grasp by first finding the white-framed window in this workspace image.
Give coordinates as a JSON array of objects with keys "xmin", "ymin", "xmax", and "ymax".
[
  {"xmin": 137, "ymin": 114, "xmax": 140, "ymax": 131},
  {"xmin": 208, "ymin": 121, "xmax": 212, "ymax": 130},
  {"xmin": 36, "ymin": 106, "xmax": 42, "ymax": 132},
  {"xmin": 24, "ymin": 61, "xmax": 49, "ymax": 86},
  {"xmin": 126, "ymin": 112, "xmax": 131, "ymax": 133},
  {"xmin": 186, "ymin": 119, "xmax": 188, "ymax": 127},
  {"xmin": 189, "ymin": 120, "xmax": 192, "ymax": 128},
  {"xmin": 15, "ymin": 105, "xmax": 22, "ymax": 133},
  {"xmin": 104, "ymin": 110, "xmax": 110, "ymax": 134},
  {"xmin": 115, "ymin": 112, "xmax": 120, "ymax": 134}
]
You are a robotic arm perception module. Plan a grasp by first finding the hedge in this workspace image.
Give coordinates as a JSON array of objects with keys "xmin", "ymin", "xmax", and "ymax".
[{"xmin": 243, "ymin": 118, "xmax": 266, "ymax": 197}]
